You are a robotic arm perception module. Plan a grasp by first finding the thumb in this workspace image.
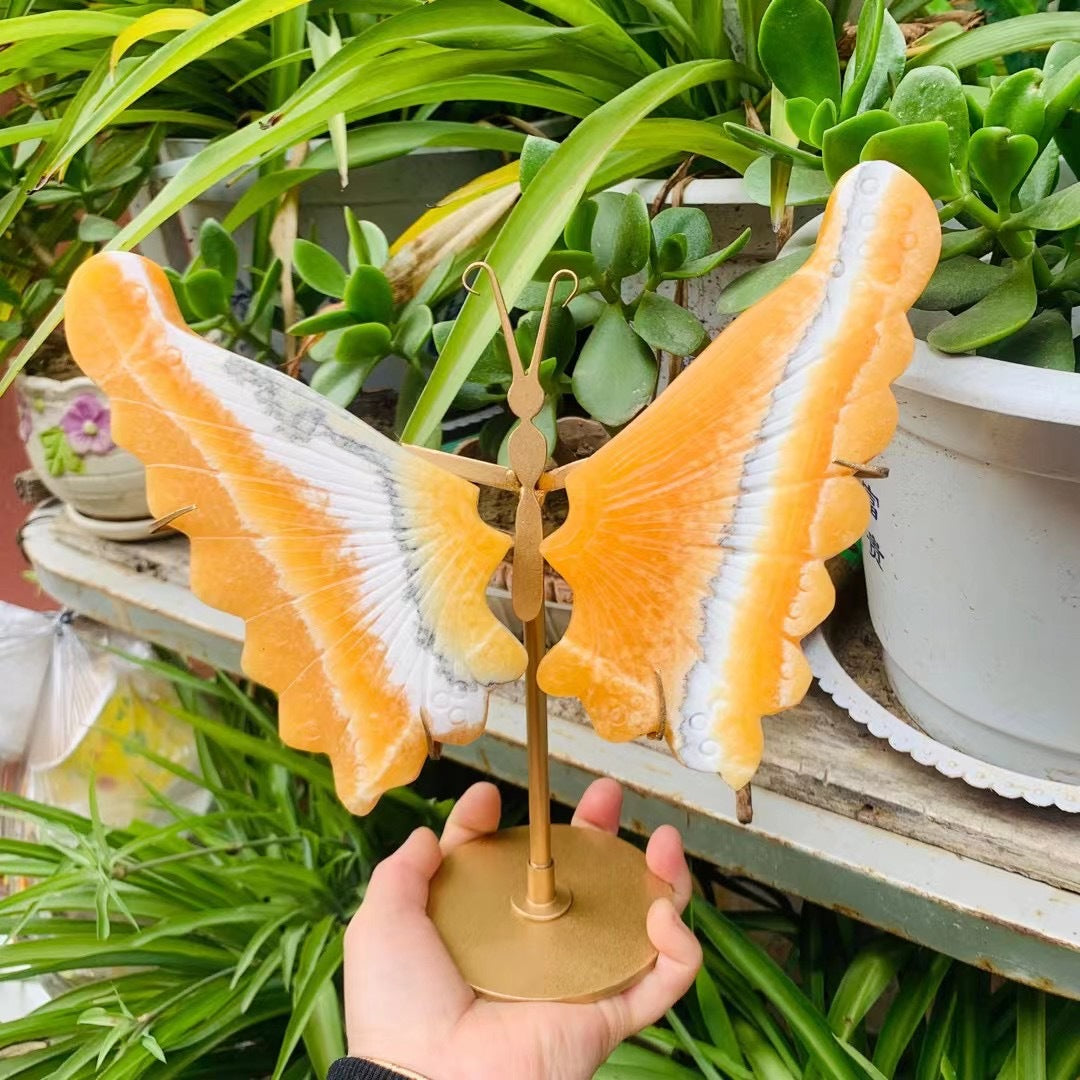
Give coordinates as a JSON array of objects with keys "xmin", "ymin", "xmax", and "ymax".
[
  {"xmin": 361, "ymin": 827, "xmax": 443, "ymax": 916},
  {"xmin": 599, "ymin": 898, "xmax": 702, "ymax": 1044}
]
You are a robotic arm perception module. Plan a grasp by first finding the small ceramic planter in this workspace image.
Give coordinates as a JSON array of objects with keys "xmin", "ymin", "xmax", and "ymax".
[{"xmin": 17, "ymin": 374, "xmax": 151, "ymax": 528}]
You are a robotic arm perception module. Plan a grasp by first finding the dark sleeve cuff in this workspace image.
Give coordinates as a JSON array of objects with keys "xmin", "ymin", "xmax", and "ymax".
[{"xmin": 327, "ymin": 1058, "xmax": 413, "ymax": 1080}]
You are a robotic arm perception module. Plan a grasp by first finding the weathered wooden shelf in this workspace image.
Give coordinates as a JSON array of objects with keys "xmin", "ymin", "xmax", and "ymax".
[{"xmin": 21, "ymin": 505, "xmax": 1080, "ymax": 999}]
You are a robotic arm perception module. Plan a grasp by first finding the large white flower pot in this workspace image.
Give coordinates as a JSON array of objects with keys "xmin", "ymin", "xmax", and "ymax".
[
  {"xmin": 784, "ymin": 213, "xmax": 1080, "ymax": 782},
  {"xmin": 861, "ymin": 345, "xmax": 1080, "ymax": 783}
]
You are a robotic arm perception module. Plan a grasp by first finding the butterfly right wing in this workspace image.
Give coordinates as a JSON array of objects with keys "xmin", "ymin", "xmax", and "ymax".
[{"xmin": 539, "ymin": 162, "xmax": 939, "ymax": 789}]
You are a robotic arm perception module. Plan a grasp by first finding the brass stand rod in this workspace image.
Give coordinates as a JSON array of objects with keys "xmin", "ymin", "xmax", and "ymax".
[{"xmin": 523, "ymin": 615, "xmax": 556, "ymax": 907}]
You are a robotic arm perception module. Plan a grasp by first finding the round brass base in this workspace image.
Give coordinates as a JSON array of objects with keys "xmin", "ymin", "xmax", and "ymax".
[{"xmin": 428, "ymin": 824, "xmax": 670, "ymax": 1003}]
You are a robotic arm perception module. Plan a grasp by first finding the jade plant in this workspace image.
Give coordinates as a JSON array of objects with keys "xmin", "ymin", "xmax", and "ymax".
[
  {"xmin": 164, "ymin": 219, "xmax": 281, "ymax": 364},
  {"xmin": 429, "ymin": 144, "xmax": 750, "ymax": 462},
  {"xmin": 721, "ymin": 5, "xmax": 1080, "ymax": 372},
  {"xmin": 287, "ymin": 212, "xmax": 435, "ymax": 409},
  {"xmin": 164, "ymin": 212, "xmax": 437, "ymax": 412}
]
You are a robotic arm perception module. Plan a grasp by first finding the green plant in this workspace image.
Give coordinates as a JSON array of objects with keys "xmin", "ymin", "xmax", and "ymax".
[
  {"xmin": 0, "ymin": 1, "xmax": 761, "ymax": 394},
  {"xmin": 8, "ymin": 3, "xmax": 1080, "ymax": 404},
  {"xmin": 601, "ymin": 895, "xmax": 1080, "ymax": 1080},
  {"xmin": 287, "ymin": 212, "xmax": 438, "ymax": 410},
  {"xmin": 719, "ymin": 10, "xmax": 1080, "ymax": 371},
  {"xmin": 0, "ymin": 127, "xmax": 160, "ymax": 370},
  {"xmin": 0, "ymin": 657, "xmax": 449, "ymax": 1080},
  {"xmin": 396, "ymin": 7, "xmax": 1080, "ymax": 442},
  {"xmin": 163, "ymin": 211, "xmax": 443, "ymax": 416},
  {"xmin": 431, "ymin": 157, "xmax": 751, "ymax": 459},
  {"xmin": 163, "ymin": 217, "xmax": 281, "ymax": 365},
  {"xmin": 2, "ymin": 657, "xmax": 1078, "ymax": 1078}
]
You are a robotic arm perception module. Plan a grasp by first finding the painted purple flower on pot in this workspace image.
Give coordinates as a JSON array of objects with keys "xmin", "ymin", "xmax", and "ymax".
[{"xmin": 60, "ymin": 394, "xmax": 114, "ymax": 455}]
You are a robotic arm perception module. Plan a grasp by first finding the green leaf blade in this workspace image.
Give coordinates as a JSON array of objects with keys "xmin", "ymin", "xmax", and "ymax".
[
  {"xmin": 928, "ymin": 257, "xmax": 1038, "ymax": 354},
  {"xmin": 759, "ymin": 0, "xmax": 841, "ymax": 105},
  {"xmin": 401, "ymin": 58, "xmax": 755, "ymax": 444},
  {"xmin": 293, "ymin": 240, "xmax": 347, "ymax": 299},
  {"xmin": 572, "ymin": 304, "xmax": 657, "ymax": 426},
  {"xmin": 632, "ymin": 292, "xmax": 707, "ymax": 355}
]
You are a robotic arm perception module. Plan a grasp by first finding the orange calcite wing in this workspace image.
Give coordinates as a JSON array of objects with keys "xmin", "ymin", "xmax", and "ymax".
[
  {"xmin": 64, "ymin": 252, "xmax": 526, "ymax": 814},
  {"xmin": 538, "ymin": 162, "xmax": 939, "ymax": 790}
]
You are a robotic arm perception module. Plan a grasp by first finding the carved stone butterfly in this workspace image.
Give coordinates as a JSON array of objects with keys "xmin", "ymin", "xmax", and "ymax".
[{"xmin": 64, "ymin": 161, "xmax": 938, "ymax": 813}]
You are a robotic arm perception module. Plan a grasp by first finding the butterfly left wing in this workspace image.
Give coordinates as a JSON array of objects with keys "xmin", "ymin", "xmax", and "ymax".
[
  {"xmin": 538, "ymin": 162, "xmax": 939, "ymax": 790},
  {"xmin": 65, "ymin": 252, "xmax": 526, "ymax": 813}
]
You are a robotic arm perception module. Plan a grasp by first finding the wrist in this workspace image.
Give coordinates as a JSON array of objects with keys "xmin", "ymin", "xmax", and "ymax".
[
  {"xmin": 328, "ymin": 1057, "xmax": 432, "ymax": 1080},
  {"xmin": 368, "ymin": 1059, "xmax": 432, "ymax": 1080}
]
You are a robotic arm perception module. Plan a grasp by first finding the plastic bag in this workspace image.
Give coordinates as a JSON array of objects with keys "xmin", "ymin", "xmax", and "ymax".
[{"xmin": 0, "ymin": 602, "xmax": 203, "ymax": 827}]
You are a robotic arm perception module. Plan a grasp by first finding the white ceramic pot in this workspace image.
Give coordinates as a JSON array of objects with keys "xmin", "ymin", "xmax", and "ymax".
[
  {"xmin": 861, "ymin": 346, "xmax": 1080, "ymax": 784},
  {"xmin": 785, "ymin": 213, "xmax": 1080, "ymax": 781},
  {"xmin": 16, "ymin": 375, "xmax": 150, "ymax": 522}
]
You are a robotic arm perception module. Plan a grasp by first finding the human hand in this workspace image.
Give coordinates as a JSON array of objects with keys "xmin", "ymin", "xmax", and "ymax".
[{"xmin": 342, "ymin": 778, "xmax": 701, "ymax": 1080}]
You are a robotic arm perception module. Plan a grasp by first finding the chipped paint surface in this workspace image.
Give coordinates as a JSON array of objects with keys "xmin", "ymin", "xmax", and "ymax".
[{"xmin": 806, "ymin": 631, "xmax": 1080, "ymax": 813}]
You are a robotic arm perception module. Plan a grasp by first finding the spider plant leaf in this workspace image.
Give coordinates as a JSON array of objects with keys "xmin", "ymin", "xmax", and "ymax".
[
  {"xmin": 910, "ymin": 12, "xmax": 1080, "ymax": 71},
  {"xmin": 300, "ymin": 978, "xmax": 346, "ymax": 1080},
  {"xmin": 46, "ymin": 0, "xmax": 313, "ymax": 173},
  {"xmin": 694, "ymin": 902, "xmax": 864, "ymax": 1080},
  {"xmin": 665, "ymin": 1008, "xmax": 725, "ymax": 1080},
  {"xmin": 239, "ymin": 946, "xmax": 284, "ymax": 1014},
  {"xmin": 732, "ymin": 1018, "xmax": 798, "ymax": 1079},
  {"xmin": 955, "ymin": 967, "xmax": 990, "ymax": 1080},
  {"xmin": 271, "ymin": 929, "xmax": 345, "ymax": 1080},
  {"xmin": 110, "ymin": 9, "xmax": 207, "ymax": 72},
  {"xmin": 222, "ymin": 121, "xmax": 525, "ymax": 235},
  {"xmin": 827, "ymin": 938, "xmax": 911, "ymax": 1043},
  {"xmin": 694, "ymin": 966, "xmax": 743, "ymax": 1061},
  {"xmin": 307, "ymin": 18, "xmax": 348, "ymax": 187},
  {"xmin": 1015, "ymin": 985, "xmax": 1047, "ymax": 1080},
  {"xmin": 873, "ymin": 952, "xmax": 952, "ymax": 1075},
  {"xmin": 0, "ymin": 10, "xmax": 133, "ymax": 46},
  {"xmin": 915, "ymin": 984, "xmax": 958, "ymax": 1080}
]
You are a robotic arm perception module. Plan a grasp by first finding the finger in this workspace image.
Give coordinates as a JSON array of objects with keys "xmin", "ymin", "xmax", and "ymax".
[
  {"xmin": 645, "ymin": 825, "xmax": 692, "ymax": 913},
  {"xmin": 440, "ymin": 781, "xmax": 502, "ymax": 854},
  {"xmin": 570, "ymin": 777, "xmax": 622, "ymax": 834},
  {"xmin": 359, "ymin": 826, "xmax": 442, "ymax": 917},
  {"xmin": 601, "ymin": 899, "xmax": 702, "ymax": 1041}
]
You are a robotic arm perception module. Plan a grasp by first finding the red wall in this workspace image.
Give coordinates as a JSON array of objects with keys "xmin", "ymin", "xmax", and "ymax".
[
  {"xmin": 1, "ymin": 85, "xmax": 55, "ymax": 612},
  {"xmin": 1, "ymin": 388, "xmax": 55, "ymax": 611}
]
